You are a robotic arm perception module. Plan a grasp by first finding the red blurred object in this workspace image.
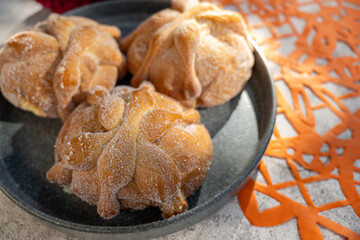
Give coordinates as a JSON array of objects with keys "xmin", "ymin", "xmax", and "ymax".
[{"xmin": 36, "ymin": 0, "xmax": 102, "ymax": 13}]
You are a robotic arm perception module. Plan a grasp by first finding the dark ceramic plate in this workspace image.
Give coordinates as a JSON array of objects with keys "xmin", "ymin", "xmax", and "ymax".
[{"xmin": 0, "ymin": 0, "xmax": 276, "ymax": 239}]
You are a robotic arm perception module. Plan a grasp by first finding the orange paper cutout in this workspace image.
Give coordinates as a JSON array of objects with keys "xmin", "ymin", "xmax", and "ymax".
[{"xmin": 211, "ymin": 0, "xmax": 360, "ymax": 239}]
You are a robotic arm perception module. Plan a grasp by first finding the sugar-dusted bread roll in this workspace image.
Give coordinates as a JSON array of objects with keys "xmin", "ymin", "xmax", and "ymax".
[
  {"xmin": 0, "ymin": 14, "xmax": 126, "ymax": 121},
  {"xmin": 47, "ymin": 82, "xmax": 213, "ymax": 219},
  {"xmin": 121, "ymin": 0, "xmax": 254, "ymax": 108}
]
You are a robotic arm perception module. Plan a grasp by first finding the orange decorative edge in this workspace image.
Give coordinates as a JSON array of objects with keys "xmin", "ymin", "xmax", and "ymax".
[{"xmin": 211, "ymin": 0, "xmax": 360, "ymax": 239}]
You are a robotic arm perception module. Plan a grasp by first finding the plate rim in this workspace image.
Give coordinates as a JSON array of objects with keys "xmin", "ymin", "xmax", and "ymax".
[{"xmin": 0, "ymin": 0, "xmax": 277, "ymax": 235}]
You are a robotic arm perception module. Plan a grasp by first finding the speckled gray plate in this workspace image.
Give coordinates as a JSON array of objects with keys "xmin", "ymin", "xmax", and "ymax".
[{"xmin": 0, "ymin": 0, "xmax": 276, "ymax": 239}]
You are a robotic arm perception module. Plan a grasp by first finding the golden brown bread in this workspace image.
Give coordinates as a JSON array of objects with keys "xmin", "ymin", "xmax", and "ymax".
[
  {"xmin": 0, "ymin": 13, "xmax": 126, "ymax": 121},
  {"xmin": 121, "ymin": 0, "xmax": 254, "ymax": 108},
  {"xmin": 47, "ymin": 82, "xmax": 213, "ymax": 219}
]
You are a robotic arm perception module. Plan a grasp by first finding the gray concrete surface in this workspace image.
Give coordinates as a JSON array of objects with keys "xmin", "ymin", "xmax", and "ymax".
[{"xmin": 0, "ymin": 0, "xmax": 359, "ymax": 239}]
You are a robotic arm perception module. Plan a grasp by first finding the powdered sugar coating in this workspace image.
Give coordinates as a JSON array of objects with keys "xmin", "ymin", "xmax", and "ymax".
[
  {"xmin": 47, "ymin": 82, "xmax": 212, "ymax": 219},
  {"xmin": 121, "ymin": 0, "xmax": 254, "ymax": 108},
  {"xmin": 0, "ymin": 13, "xmax": 126, "ymax": 120}
]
